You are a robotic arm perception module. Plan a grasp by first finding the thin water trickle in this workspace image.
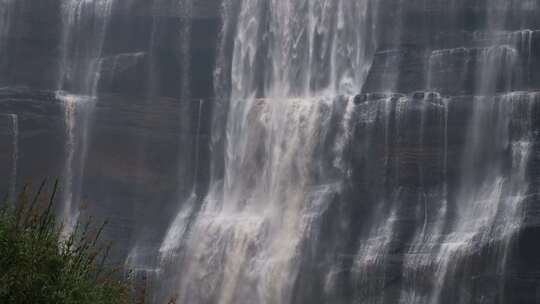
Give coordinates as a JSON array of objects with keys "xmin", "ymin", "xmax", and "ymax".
[
  {"xmin": 57, "ymin": 92, "xmax": 95, "ymax": 237},
  {"xmin": 56, "ymin": 0, "xmax": 113, "ymax": 236}
]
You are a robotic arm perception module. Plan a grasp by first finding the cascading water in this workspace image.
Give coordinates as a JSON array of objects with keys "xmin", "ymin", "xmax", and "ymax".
[
  {"xmin": 406, "ymin": 2, "xmax": 536, "ymax": 302},
  {"xmin": 57, "ymin": 0, "xmax": 113, "ymax": 95},
  {"xmin": 352, "ymin": 2, "xmax": 538, "ymax": 303},
  {"xmin": 155, "ymin": 0, "xmax": 539, "ymax": 303},
  {"xmin": 56, "ymin": 0, "xmax": 113, "ymax": 235},
  {"xmin": 1, "ymin": 0, "xmax": 539, "ymax": 303},
  {"xmin": 157, "ymin": 0, "xmax": 378, "ymax": 303}
]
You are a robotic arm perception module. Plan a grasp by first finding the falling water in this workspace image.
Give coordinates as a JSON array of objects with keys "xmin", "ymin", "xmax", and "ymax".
[
  {"xmin": 160, "ymin": 99, "xmax": 203, "ymax": 256},
  {"xmin": 57, "ymin": 0, "xmax": 113, "ymax": 95},
  {"xmin": 142, "ymin": 0, "xmax": 195, "ymax": 249},
  {"xmin": 1, "ymin": 0, "xmax": 537, "ymax": 302},
  {"xmin": 57, "ymin": 92, "xmax": 93, "ymax": 236},
  {"xmin": 426, "ymin": 2, "xmax": 535, "ymax": 302},
  {"xmin": 57, "ymin": 0, "xmax": 113, "ymax": 235},
  {"xmin": 159, "ymin": 0, "xmax": 378, "ymax": 303},
  {"xmin": 154, "ymin": 0, "xmax": 540, "ymax": 303}
]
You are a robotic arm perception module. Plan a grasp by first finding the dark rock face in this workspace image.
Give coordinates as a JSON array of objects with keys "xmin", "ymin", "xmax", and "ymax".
[{"xmin": 1, "ymin": 0, "xmax": 540, "ymax": 303}]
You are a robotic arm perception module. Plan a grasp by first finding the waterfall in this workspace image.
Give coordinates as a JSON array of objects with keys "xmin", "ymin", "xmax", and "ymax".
[
  {"xmin": 0, "ymin": 0, "xmax": 538, "ymax": 302},
  {"xmin": 56, "ymin": 0, "xmax": 113, "ymax": 236},
  {"xmin": 156, "ymin": 0, "xmax": 538, "ymax": 303},
  {"xmin": 159, "ymin": 0, "xmax": 378, "ymax": 303},
  {"xmin": 424, "ymin": 2, "xmax": 535, "ymax": 302},
  {"xmin": 57, "ymin": 0, "xmax": 113, "ymax": 95}
]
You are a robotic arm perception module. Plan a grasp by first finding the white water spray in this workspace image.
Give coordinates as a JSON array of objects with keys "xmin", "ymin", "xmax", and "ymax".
[{"xmin": 160, "ymin": 0, "xmax": 378, "ymax": 302}]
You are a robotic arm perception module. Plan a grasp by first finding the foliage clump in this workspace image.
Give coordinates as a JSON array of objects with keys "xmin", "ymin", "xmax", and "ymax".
[{"xmin": 0, "ymin": 180, "xmax": 129, "ymax": 304}]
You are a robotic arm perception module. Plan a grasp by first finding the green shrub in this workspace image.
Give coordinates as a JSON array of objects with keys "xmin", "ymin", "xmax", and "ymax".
[{"xmin": 0, "ymin": 180, "xmax": 130, "ymax": 304}]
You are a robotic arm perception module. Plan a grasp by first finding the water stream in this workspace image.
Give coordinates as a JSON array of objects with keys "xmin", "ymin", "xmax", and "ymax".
[{"xmin": 57, "ymin": 0, "xmax": 114, "ymax": 236}]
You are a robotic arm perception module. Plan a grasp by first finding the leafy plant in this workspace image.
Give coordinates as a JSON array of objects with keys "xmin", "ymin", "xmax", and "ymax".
[{"xmin": 0, "ymin": 180, "xmax": 130, "ymax": 304}]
